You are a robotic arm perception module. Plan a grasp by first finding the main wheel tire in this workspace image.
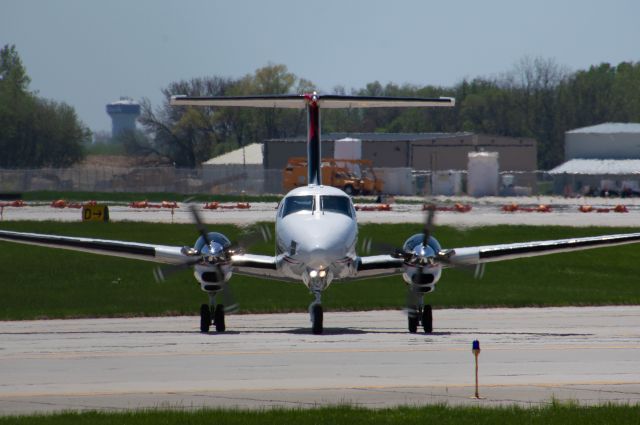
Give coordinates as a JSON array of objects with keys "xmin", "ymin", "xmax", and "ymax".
[
  {"xmin": 200, "ymin": 304, "xmax": 211, "ymax": 333},
  {"xmin": 408, "ymin": 315, "xmax": 418, "ymax": 333},
  {"xmin": 422, "ymin": 304, "xmax": 433, "ymax": 333},
  {"xmin": 408, "ymin": 305, "xmax": 419, "ymax": 333},
  {"xmin": 214, "ymin": 304, "xmax": 226, "ymax": 332},
  {"xmin": 311, "ymin": 304, "xmax": 323, "ymax": 335}
]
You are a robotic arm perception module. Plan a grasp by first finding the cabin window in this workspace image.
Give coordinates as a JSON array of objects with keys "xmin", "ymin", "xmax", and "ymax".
[
  {"xmin": 320, "ymin": 195, "xmax": 353, "ymax": 218},
  {"xmin": 282, "ymin": 196, "xmax": 315, "ymax": 217}
]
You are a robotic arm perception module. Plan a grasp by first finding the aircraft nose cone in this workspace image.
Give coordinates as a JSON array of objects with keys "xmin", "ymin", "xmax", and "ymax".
[
  {"xmin": 305, "ymin": 247, "xmax": 334, "ymax": 270},
  {"xmin": 295, "ymin": 222, "xmax": 352, "ymax": 266}
]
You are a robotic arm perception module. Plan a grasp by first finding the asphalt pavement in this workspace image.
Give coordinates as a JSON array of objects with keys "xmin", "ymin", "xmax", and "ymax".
[{"xmin": 1, "ymin": 306, "xmax": 639, "ymax": 414}]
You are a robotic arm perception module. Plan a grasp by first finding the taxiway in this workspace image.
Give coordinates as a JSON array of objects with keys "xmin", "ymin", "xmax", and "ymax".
[
  {"xmin": 1, "ymin": 306, "xmax": 639, "ymax": 414},
  {"xmin": 3, "ymin": 196, "xmax": 640, "ymax": 227}
]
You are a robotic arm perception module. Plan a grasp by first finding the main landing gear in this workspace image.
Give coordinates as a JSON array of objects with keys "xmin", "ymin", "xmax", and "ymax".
[
  {"xmin": 408, "ymin": 304, "xmax": 433, "ymax": 334},
  {"xmin": 200, "ymin": 293, "xmax": 226, "ymax": 333},
  {"xmin": 200, "ymin": 304, "xmax": 226, "ymax": 332}
]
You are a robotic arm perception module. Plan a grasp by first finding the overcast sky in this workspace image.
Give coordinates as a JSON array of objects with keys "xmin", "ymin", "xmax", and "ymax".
[{"xmin": 2, "ymin": 0, "xmax": 639, "ymax": 133}]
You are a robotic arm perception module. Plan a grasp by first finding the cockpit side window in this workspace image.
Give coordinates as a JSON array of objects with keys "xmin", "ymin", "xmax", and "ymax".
[
  {"xmin": 282, "ymin": 195, "xmax": 315, "ymax": 217},
  {"xmin": 320, "ymin": 195, "xmax": 354, "ymax": 218}
]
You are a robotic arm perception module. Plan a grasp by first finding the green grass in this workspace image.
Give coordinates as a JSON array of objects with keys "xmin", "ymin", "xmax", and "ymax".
[
  {"xmin": 2, "ymin": 221, "xmax": 640, "ymax": 320},
  {"xmin": 19, "ymin": 191, "xmax": 282, "ymax": 203},
  {"xmin": 2, "ymin": 404, "xmax": 640, "ymax": 424}
]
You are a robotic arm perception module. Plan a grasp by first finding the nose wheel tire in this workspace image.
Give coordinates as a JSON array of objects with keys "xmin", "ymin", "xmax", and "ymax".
[
  {"xmin": 311, "ymin": 304, "xmax": 323, "ymax": 335},
  {"xmin": 214, "ymin": 304, "xmax": 226, "ymax": 332},
  {"xmin": 200, "ymin": 304, "xmax": 211, "ymax": 333}
]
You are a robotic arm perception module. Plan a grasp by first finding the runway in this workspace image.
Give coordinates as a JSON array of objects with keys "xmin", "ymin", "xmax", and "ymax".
[{"xmin": 1, "ymin": 306, "xmax": 640, "ymax": 414}]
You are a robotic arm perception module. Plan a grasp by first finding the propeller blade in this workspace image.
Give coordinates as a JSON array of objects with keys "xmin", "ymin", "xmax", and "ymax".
[
  {"xmin": 473, "ymin": 263, "xmax": 486, "ymax": 279},
  {"xmin": 423, "ymin": 204, "xmax": 435, "ymax": 247},
  {"xmin": 233, "ymin": 223, "xmax": 273, "ymax": 253},
  {"xmin": 207, "ymin": 266, "xmax": 239, "ymax": 314},
  {"xmin": 188, "ymin": 203, "xmax": 212, "ymax": 246},
  {"xmin": 153, "ymin": 259, "xmax": 199, "ymax": 283},
  {"xmin": 221, "ymin": 282, "xmax": 240, "ymax": 314},
  {"xmin": 358, "ymin": 237, "xmax": 403, "ymax": 258},
  {"xmin": 359, "ymin": 236, "xmax": 373, "ymax": 255}
]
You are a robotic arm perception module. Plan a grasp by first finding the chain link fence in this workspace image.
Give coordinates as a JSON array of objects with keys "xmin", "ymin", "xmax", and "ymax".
[
  {"xmin": 0, "ymin": 166, "xmax": 284, "ymax": 195},
  {"xmin": 0, "ymin": 166, "xmax": 553, "ymax": 196}
]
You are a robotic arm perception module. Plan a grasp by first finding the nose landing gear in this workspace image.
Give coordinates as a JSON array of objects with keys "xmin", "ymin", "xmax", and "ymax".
[{"xmin": 310, "ymin": 290, "xmax": 324, "ymax": 334}]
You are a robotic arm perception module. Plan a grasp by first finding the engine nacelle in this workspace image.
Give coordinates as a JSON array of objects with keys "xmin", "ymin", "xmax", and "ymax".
[
  {"xmin": 401, "ymin": 233, "xmax": 443, "ymax": 293},
  {"xmin": 193, "ymin": 232, "xmax": 233, "ymax": 293},
  {"xmin": 194, "ymin": 263, "xmax": 232, "ymax": 292},
  {"xmin": 402, "ymin": 265, "xmax": 442, "ymax": 292}
]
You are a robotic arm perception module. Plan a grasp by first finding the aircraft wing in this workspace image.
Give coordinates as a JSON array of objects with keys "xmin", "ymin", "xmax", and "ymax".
[
  {"xmin": 444, "ymin": 232, "xmax": 640, "ymax": 267},
  {"xmin": 354, "ymin": 255, "xmax": 405, "ymax": 279},
  {"xmin": 0, "ymin": 230, "xmax": 189, "ymax": 265},
  {"xmin": 0, "ymin": 229, "xmax": 290, "ymax": 281},
  {"xmin": 230, "ymin": 253, "xmax": 294, "ymax": 282}
]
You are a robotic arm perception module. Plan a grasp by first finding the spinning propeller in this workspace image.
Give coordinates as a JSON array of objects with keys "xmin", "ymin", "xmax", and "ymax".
[{"xmin": 153, "ymin": 202, "xmax": 272, "ymax": 314}]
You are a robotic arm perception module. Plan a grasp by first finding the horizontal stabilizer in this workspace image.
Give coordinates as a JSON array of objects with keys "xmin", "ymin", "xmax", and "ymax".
[
  {"xmin": 171, "ymin": 95, "xmax": 307, "ymax": 109},
  {"xmin": 318, "ymin": 95, "xmax": 455, "ymax": 109},
  {"xmin": 171, "ymin": 94, "xmax": 455, "ymax": 109}
]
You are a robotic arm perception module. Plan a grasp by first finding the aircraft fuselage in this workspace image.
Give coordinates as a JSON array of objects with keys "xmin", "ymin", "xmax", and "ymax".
[{"xmin": 275, "ymin": 185, "xmax": 358, "ymax": 291}]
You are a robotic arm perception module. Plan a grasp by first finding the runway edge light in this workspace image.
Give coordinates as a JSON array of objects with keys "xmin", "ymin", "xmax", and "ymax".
[{"xmin": 472, "ymin": 340, "xmax": 483, "ymax": 399}]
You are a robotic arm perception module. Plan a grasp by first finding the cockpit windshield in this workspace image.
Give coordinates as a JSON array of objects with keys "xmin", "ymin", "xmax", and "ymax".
[
  {"xmin": 282, "ymin": 195, "xmax": 315, "ymax": 217},
  {"xmin": 320, "ymin": 195, "xmax": 354, "ymax": 218}
]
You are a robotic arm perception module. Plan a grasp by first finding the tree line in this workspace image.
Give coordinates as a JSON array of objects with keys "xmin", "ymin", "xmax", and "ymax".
[
  {"xmin": 1, "ymin": 43, "xmax": 638, "ymax": 170},
  {"xmin": 138, "ymin": 59, "xmax": 640, "ymax": 169},
  {"xmin": 0, "ymin": 45, "xmax": 90, "ymax": 168}
]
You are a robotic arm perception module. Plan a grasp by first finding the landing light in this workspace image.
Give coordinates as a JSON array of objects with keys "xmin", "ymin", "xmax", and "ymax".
[{"xmin": 309, "ymin": 269, "xmax": 327, "ymax": 279}]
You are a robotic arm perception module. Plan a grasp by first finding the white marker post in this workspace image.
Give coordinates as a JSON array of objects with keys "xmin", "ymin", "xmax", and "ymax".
[{"xmin": 472, "ymin": 339, "xmax": 482, "ymax": 399}]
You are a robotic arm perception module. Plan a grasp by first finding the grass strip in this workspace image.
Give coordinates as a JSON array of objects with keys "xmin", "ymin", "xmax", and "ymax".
[{"xmin": 2, "ymin": 403, "xmax": 640, "ymax": 424}]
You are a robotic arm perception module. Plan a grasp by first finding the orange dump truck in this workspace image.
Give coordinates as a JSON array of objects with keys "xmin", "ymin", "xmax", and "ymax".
[{"xmin": 283, "ymin": 158, "xmax": 383, "ymax": 195}]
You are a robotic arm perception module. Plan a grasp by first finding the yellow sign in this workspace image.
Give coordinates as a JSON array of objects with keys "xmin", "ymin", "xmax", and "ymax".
[{"xmin": 82, "ymin": 204, "xmax": 109, "ymax": 222}]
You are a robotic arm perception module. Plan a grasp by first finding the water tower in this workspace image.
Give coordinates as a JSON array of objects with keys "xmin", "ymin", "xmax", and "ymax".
[{"xmin": 106, "ymin": 97, "xmax": 141, "ymax": 138}]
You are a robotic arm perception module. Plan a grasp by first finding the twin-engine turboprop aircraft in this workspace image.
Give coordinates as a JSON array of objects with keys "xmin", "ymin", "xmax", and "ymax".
[{"xmin": 3, "ymin": 93, "xmax": 640, "ymax": 334}]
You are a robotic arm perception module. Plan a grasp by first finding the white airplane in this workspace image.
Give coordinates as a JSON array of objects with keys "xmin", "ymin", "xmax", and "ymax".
[{"xmin": 3, "ymin": 92, "xmax": 640, "ymax": 335}]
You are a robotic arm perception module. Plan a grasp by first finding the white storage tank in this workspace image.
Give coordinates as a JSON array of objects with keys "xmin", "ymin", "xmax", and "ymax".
[
  {"xmin": 374, "ymin": 167, "xmax": 413, "ymax": 195},
  {"xmin": 334, "ymin": 137, "xmax": 362, "ymax": 176},
  {"xmin": 467, "ymin": 152, "xmax": 499, "ymax": 196},
  {"xmin": 334, "ymin": 138, "xmax": 362, "ymax": 160}
]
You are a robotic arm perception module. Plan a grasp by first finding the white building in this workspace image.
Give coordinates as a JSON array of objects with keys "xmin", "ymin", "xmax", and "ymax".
[
  {"xmin": 201, "ymin": 143, "xmax": 282, "ymax": 194},
  {"xmin": 565, "ymin": 123, "xmax": 640, "ymax": 160},
  {"xmin": 551, "ymin": 123, "xmax": 640, "ymax": 195}
]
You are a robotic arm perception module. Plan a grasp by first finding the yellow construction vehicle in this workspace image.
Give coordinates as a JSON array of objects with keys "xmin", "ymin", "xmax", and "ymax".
[{"xmin": 283, "ymin": 158, "xmax": 383, "ymax": 195}]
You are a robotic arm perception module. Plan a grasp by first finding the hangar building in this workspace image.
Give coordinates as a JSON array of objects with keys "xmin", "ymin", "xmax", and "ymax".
[
  {"xmin": 550, "ymin": 123, "xmax": 640, "ymax": 195},
  {"xmin": 203, "ymin": 133, "xmax": 538, "ymax": 195},
  {"xmin": 263, "ymin": 132, "xmax": 536, "ymax": 172}
]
